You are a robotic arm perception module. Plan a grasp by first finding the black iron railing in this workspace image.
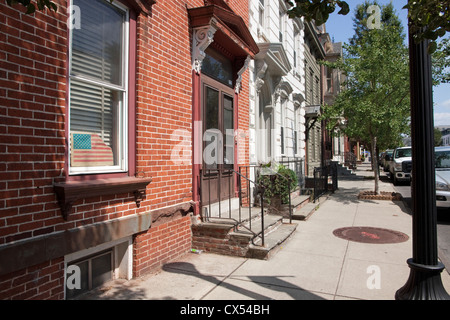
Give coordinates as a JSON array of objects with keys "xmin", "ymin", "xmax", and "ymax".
[
  {"xmin": 200, "ymin": 167, "xmax": 266, "ymax": 246},
  {"xmin": 345, "ymin": 152, "xmax": 357, "ymax": 170},
  {"xmin": 313, "ymin": 162, "xmax": 338, "ymax": 202}
]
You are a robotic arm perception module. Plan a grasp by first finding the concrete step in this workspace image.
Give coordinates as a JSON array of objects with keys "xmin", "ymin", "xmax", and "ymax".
[
  {"xmin": 247, "ymin": 223, "xmax": 298, "ymax": 260},
  {"xmin": 206, "ymin": 206, "xmax": 266, "ymax": 223},
  {"xmin": 336, "ymin": 163, "xmax": 356, "ymax": 176},
  {"xmin": 192, "ymin": 212, "xmax": 298, "ymax": 260},
  {"xmin": 291, "ymin": 194, "xmax": 310, "ymax": 208},
  {"xmin": 292, "ymin": 202, "xmax": 319, "ymax": 221},
  {"xmin": 292, "ymin": 192, "xmax": 330, "ymax": 220},
  {"xmin": 232, "ymin": 213, "xmax": 283, "ymax": 237}
]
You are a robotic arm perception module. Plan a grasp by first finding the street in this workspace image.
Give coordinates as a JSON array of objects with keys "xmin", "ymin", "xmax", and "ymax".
[{"xmin": 385, "ymin": 174, "xmax": 450, "ymax": 274}]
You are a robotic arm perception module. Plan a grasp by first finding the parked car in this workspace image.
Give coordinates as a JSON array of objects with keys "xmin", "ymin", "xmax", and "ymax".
[
  {"xmin": 381, "ymin": 149, "xmax": 394, "ymax": 172},
  {"xmin": 387, "ymin": 147, "xmax": 412, "ymax": 185},
  {"xmin": 435, "ymin": 146, "xmax": 450, "ymax": 208}
]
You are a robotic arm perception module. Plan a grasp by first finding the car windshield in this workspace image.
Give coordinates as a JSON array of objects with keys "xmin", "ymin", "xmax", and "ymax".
[
  {"xmin": 395, "ymin": 148, "xmax": 411, "ymax": 158},
  {"xmin": 435, "ymin": 151, "xmax": 450, "ymax": 169}
]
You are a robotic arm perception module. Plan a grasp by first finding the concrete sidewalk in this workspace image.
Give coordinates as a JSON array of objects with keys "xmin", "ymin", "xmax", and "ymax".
[{"xmin": 82, "ymin": 163, "xmax": 450, "ymax": 300}]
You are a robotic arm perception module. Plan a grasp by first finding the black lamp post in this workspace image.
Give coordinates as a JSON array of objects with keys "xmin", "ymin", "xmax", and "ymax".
[{"xmin": 395, "ymin": 23, "xmax": 450, "ymax": 300}]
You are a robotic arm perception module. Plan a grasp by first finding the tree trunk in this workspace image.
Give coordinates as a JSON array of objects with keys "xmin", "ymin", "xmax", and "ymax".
[{"xmin": 371, "ymin": 136, "xmax": 379, "ymax": 195}]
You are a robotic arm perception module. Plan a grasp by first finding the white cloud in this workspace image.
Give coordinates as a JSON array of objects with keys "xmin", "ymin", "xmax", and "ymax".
[
  {"xmin": 434, "ymin": 112, "xmax": 450, "ymax": 126},
  {"xmin": 435, "ymin": 99, "xmax": 450, "ymax": 112}
]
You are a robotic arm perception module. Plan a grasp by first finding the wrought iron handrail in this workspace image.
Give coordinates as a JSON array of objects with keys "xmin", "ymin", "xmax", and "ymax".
[
  {"xmin": 200, "ymin": 167, "xmax": 266, "ymax": 246},
  {"xmin": 240, "ymin": 164, "xmax": 295, "ymax": 224}
]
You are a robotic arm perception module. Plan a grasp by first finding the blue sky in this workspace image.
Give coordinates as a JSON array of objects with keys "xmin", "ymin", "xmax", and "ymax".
[{"xmin": 324, "ymin": 0, "xmax": 450, "ymax": 127}]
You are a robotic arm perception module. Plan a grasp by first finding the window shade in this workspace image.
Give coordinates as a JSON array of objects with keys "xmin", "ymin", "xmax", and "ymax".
[
  {"xmin": 70, "ymin": 78, "xmax": 120, "ymax": 148},
  {"xmin": 71, "ymin": 0, "xmax": 124, "ymax": 86},
  {"xmin": 69, "ymin": 0, "xmax": 127, "ymax": 171}
]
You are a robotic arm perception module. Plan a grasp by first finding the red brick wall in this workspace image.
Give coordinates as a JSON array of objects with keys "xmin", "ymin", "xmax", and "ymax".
[
  {"xmin": 0, "ymin": 0, "xmax": 202, "ymax": 247},
  {"xmin": 0, "ymin": 0, "xmax": 252, "ymax": 299},
  {"xmin": 133, "ymin": 216, "xmax": 192, "ymax": 277},
  {"xmin": 0, "ymin": 3, "xmax": 67, "ymax": 244},
  {"xmin": 0, "ymin": 258, "xmax": 64, "ymax": 300},
  {"xmin": 134, "ymin": 0, "xmax": 197, "ymax": 211}
]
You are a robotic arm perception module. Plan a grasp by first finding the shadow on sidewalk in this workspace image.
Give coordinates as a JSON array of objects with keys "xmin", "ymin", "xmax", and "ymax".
[
  {"xmin": 77, "ymin": 279, "xmax": 149, "ymax": 300},
  {"xmin": 162, "ymin": 261, "xmax": 326, "ymax": 300}
]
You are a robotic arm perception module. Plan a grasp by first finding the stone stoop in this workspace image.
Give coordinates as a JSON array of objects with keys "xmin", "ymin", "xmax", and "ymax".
[
  {"xmin": 336, "ymin": 162, "xmax": 356, "ymax": 177},
  {"xmin": 191, "ymin": 211, "xmax": 298, "ymax": 260},
  {"xmin": 290, "ymin": 189, "xmax": 330, "ymax": 221}
]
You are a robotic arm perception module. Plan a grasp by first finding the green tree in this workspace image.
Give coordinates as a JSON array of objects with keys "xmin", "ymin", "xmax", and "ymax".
[
  {"xmin": 286, "ymin": 0, "xmax": 449, "ymax": 52},
  {"xmin": 434, "ymin": 128, "xmax": 443, "ymax": 146},
  {"xmin": 432, "ymin": 38, "xmax": 450, "ymax": 85},
  {"xmin": 321, "ymin": 2, "xmax": 410, "ymax": 194},
  {"xmin": 5, "ymin": 0, "xmax": 56, "ymax": 14}
]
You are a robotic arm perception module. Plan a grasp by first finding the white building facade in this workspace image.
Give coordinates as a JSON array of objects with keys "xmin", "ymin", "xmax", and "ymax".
[{"xmin": 248, "ymin": 0, "xmax": 306, "ymax": 183}]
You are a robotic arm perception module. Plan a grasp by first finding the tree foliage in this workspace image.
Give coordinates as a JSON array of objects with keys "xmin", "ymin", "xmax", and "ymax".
[
  {"xmin": 320, "ymin": 2, "xmax": 410, "ymax": 193},
  {"xmin": 6, "ymin": 0, "xmax": 57, "ymax": 14},
  {"xmin": 403, "ymin": 0, "xmax": 449, "ymax": 52},
  {"xmin": 323, "ymin": 2, "xmax": 410, "ymax": 146},
  {"xmin": 432, "ymin": 38, "xmax": 450, "ymax": 85},
  {"xmin": 286, "ymin": 0, "xmax": 449, "ymax": 53}
]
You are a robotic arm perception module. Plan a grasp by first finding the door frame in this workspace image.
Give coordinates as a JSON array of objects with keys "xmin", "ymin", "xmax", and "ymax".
[{"xmin": 200, "ymin": 74, "xmax": 237, "ymax": 206}]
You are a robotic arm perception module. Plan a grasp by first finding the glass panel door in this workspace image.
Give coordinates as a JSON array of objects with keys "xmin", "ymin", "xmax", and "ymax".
[{"xmin": 201, "ymin": 76, "xmax": 235, "ymax": 205}]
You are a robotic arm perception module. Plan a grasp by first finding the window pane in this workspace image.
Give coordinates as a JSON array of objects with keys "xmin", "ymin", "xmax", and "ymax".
[
  {"xmin": 223, "ymin": 95, "xmax": 234, "ymax": 168},
  {"xmin": 204, "ymin": 87, "xmax": 219, "ymax": 169},
  {"xmin": 436, "ymin": 151, "xmax": 450, "ymax": 168},
  {"xmin": 202, "ymin": 48, "xmax": 233, "ymax": 87},
  {"xmin": 70, "ymin": 79, "xmax": 122, "ymax": 168},
  {"xmin": 66, "ymin": 260, "xmax": 89, "ymax": 299},
  {"xmin": 72, "ymin": 0, "xmax": 125, "ymax": 86},
  {"xmin": 205, "ymin": 87, "xmax": 219, "ymax": 130},
  {"xmin": 92, "ymin": 252, "xmax": 113, "ymax": 289}
]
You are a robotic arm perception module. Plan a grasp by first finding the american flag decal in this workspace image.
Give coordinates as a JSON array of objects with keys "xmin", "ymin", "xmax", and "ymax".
[{"xmin": 71, "ymin": 133, "xmax": 114, "ymax": 167}]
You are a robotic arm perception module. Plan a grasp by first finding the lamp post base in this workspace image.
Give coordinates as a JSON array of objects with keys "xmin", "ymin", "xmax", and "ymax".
[{"xmin": 395, "ymin": 258, "xmax": 450, "ymax": 300}]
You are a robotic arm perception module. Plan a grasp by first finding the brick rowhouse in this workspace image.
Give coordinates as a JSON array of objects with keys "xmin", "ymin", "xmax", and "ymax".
[{"xmin": 0, "ymin": 0, "xmax": 256, "ymax": 299}]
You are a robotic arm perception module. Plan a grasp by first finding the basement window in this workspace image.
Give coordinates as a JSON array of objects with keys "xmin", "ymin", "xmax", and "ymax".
[
  {"xmin": 65, "ymin": 237, "xmax": 132, "ymax": 300},
  {"xmin": 66, "ymin": 250, "xmax": 113, "ymax": 299}
]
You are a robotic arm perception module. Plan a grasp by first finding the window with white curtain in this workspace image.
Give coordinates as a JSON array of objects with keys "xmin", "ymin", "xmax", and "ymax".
[{"xmin": 69, "ymin": 0, "xmax": 129, "ymax": 174}]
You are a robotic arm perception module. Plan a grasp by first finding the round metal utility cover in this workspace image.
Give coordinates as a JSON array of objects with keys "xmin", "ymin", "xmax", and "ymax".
[{"xmin": 333, "ymin": 226, "xmax": 409, "ymax": 244}]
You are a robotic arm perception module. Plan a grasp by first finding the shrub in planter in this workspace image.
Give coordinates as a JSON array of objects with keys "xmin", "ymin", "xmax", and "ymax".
[{"xmin": 257, "ymin": 163, "xmax": 298, "ymax": 205}]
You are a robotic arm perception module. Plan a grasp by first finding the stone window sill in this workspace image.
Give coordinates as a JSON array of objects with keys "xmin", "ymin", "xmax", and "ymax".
[{"xmin": 54, "ymin": 177, "xmax": 152, "ymax": 220}]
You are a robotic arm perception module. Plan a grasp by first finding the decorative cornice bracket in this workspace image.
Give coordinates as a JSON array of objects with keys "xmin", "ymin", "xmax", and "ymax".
[
  {"xmin": 235, "ymin": 55, "xmax": 251, "ymax": 93},
  {"xmin": 255, "ymin": 60, "xmax": 268, "ymax": 93},
  {"xmin": 192, "ymin": 18, "xmax": 218, "ymax": 74}
]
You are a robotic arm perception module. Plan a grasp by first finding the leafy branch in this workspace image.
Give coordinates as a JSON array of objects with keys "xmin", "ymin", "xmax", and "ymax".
[
  {"xmin": 6, "ymin": 0, "xmax": 57, "ymax": 14},
  {"xmin": 285, "ymin": 0, "xmax": 449, "ymax": 53}
]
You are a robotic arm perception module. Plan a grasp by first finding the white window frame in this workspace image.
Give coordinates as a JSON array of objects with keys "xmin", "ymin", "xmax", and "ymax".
[
  {"xmin": 279, "ymin": 6, "xmax": 286, "ymax": 44},
  {"xmin": 64, "ymin": 236, "xmax": 133, "ymax": 299},
  {"xmin": 293, "ymin": 25, "xmax": 301, "ymax": 77},
  {"xmin": 280, "ymin": 97, "xmax": 287, "ymax": 156},
  {"xmin": 68, "ymin": 0, "xmax": 130, "ymax": 175},
  {"xmin": 258, "ymin": 0, "xmax": 265, "ymax": 29}
]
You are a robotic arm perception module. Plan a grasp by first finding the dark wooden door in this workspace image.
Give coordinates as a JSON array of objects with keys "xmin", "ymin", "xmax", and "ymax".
[{"xmin": 201, "ymin": 76, "xmax": 235, "ymax": 206}]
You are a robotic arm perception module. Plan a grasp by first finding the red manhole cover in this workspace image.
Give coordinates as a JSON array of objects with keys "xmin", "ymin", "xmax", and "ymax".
[{"xmin": 333, "ymin": 226, "xmax": 409, "ymax": 244}]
